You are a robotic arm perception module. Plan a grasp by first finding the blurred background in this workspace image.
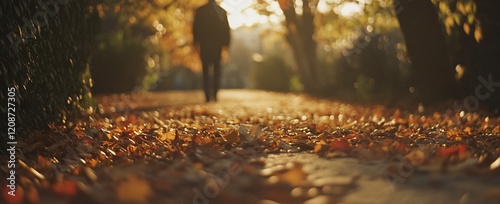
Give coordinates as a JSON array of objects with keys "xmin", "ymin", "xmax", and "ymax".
[{"xmin": 91, "ymin": 0, "xmax": 409, "ymax": 99}]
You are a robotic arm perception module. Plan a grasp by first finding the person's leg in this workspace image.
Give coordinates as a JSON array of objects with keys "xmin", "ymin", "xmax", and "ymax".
[
  {"xmin": 201, "ymin": 60, "xmax": 211, "ymax": 102},
  {"xmin": 213, "ymin": 59, "xmax": 221, "ymax": 101}
]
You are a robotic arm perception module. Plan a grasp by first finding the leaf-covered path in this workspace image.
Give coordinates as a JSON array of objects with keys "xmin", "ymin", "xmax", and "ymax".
[{"xmin": 2, "ymin": 90, "xmax": 500, "ymax": 204}]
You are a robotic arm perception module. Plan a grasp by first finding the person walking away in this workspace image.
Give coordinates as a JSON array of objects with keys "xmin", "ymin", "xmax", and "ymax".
[{"xmin": 192, "ymin": 0, "xmax": 230, "ymax": 102}]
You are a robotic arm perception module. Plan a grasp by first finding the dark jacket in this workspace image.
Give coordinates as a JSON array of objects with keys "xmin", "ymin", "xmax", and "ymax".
[{"xmin": 192, "ymin": 2, "xmax": 230, "ymax": 52}]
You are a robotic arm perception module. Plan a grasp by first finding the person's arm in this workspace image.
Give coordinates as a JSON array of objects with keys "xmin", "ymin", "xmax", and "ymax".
[
  {"xmin": 222, "ymin": 10, "xmax": 230, "ymax": 47},
  {"xmin": 192, "ymin": 9, "xmax": 200, "ymax": 50},
  {"xmin": 221, "ymin": 10, "xmax": 230, "ymax": 63}
]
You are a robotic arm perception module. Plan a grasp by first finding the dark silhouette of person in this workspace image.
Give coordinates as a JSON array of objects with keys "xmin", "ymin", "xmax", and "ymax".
[{"xmin": 193, "ymin": 0, "xmax": 230, "ymax": 102}]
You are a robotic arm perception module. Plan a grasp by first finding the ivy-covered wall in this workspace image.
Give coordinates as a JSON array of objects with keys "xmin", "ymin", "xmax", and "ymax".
[{"xmin": 0, "ymin": 0, "xmax": 99, "ymax": 135}]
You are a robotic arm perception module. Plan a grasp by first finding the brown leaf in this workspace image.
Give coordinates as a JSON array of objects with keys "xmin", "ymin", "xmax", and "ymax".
[
  {"xmin": 26, "ymin": 186, "xmax": 39, "ymax": 203},
  {"xmin": 160, "ymin": 130, "xmax": 176, "ymax": 141},
  {"xmin": 52, "ymin": 180, "xmax": 78, "ymax": 197},
  {"xmin": 223, "ymin": 129, "xmax": 239, "ymax": 144},
  {"xmin": 314, "ymin": 143, "xmax": 329, "ymax": 154},
  {"xmin": 195, "ymin": 145, "xmax": 222, "ymax": 162},
  {"xmin": 329, "ymin": 139, "xmax": 351, "ymax": 152}
]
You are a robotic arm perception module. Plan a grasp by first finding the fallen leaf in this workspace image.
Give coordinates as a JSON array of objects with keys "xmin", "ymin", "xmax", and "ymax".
[
  {"xmin": 52, "ymin": 180, "xmax": 78, "ymax": 196},
  {"xmin": 437, "ymin": 145, "xmax": 467, "ymax": 159},
  {"xmin": 84, "ymin": 167, "xmax": 98, "ymax": 182},
  {"xmin": 195, "ymin": 145, "xmax": 222, "ymax": 162},
  {"xmin": 37, "ymin": 155, "xmax": 52, "ymax": 168},
  {"xmin": 160, "ymin": 130, "xmax": 176, "ymax": 141},
  {"xmin": 223, "ymin": 129, "xmax": 239, "ymax": 144},
  {"xmin": 491, "ymin": 157, "xmax": 500, "ymax": 170},
  {"xmin": 26, "ymin": 186, "xmax": 39, "ymax": 203},
  {"xmin": 314, "ymin": 143, "xmax": 325, "ymax": 153},
  {"xmin": 329, "ymin": 139, "xmax": 351, "ymax": 152}
]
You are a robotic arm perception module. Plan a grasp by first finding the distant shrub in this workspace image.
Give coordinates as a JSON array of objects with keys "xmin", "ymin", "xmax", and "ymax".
[
  {"xmin": 250, "ymin": 54, "xmax": 292, "ymax": 92},
  {"xmin": 151, "ymin": 65, "xmax": 200, "ymax": 91},
  {"xmin": 90, "ymin": 43, "xmax": 147, "ymax": 94},
  {"xmin": 320, "ymin": 28, "xmax": 413, "ymax": 103}
]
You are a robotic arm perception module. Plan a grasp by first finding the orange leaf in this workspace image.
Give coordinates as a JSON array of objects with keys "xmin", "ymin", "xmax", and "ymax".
[
  {"xmin": 37, "ymin": 155, "xmax": 52, "ymax": 168},
  {"xmin": 314, "ymin": 143, "xmax": 324, "ymax": 153},
  {"xmin": 474, "ymin": 26, "xmax": 483, "ymax": 42},
  {"xmin": 395, "ymin": 143, "xmax": 407, "ymax": 152},
  {"xmin": 330, "ymin": 139, "xmax": 351, "ymax": 152},
  {"xmin": 437, "ymin": 145, "xmax": 467, "ymax": 159},
  {"xmin": 192, "ymin": 134, "xmax": 202, "ymax": 146},
  {"xmin": 52, "ymin": 180, "xmax": 78, "ymax": 196},
  {"xmin": 127, "ymin": 115, "xmax": 137, "ymax": 123},
  {"xmin": 26, "ymin": 186, "xmax": 39, "ymax": 203}
]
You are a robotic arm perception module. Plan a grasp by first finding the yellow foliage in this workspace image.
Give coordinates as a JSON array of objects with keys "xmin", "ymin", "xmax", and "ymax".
[
  {"xmin": 474, "ymin": 25, "xmax": 482, "ymax": 43},
  {"xmin": 463, "ymin": 23, "xmax": 470, "ymax": 35},
  {"xmin": 445, "ymin": 16, "xmax": 455, "ymax": 27},
  {"xmin": 457, "ymin": 1, "xmax": 466, "ymax": 15},
  {"xmin": 439, "ymin": 2, "xmax": 450, "ymax": 14}
]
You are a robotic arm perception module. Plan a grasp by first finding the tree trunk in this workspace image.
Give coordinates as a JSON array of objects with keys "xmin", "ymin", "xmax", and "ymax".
[
  {"xmin": 472, "ymin": 0, "xmax": 500, "ymax": 112},
  {"xmin": 280, "ymin": 0, "xmax": 322, "ymax": 94},
  {"xmin": 394, "ymin": 0, "xmax": 458, "ymax": 105}
]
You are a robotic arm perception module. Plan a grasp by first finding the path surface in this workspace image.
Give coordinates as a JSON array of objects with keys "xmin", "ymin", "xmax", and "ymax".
[{"xmin": 2, "ymin": 90, "xmax": 500, "ymax": 204}]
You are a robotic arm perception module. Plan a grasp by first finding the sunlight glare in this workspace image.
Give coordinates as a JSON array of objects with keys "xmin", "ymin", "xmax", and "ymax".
[
  {"xmin": 335, "ymin": 2, "xmax": 363, "ymax": 17},
  {"xmin": 221, "ymin": 0, "xmax": 283, "ymax": 29},
  {"xmin": 317, "ymin": 0, "xmax": 332, "ymax": 13},
  {"xmin": 295, "ymin": 0, "xmax": 303, "ymax": 15},
  {"xmin": 220, "ymin": 0, "xmax": 253, "ymax": 29}
]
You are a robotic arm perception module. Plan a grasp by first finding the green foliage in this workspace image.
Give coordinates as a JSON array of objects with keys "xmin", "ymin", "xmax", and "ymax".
[
  {"xmin": 315, "ymin": 0, "xmax": 399, "ymax": 42},
  {"xmin": 314, "ymin": 0, "xmax": 412, "ymax": 101},
  {"xmin": 0, "ymin": 0, "xmax": 99, "ymax": 133},
  {"xmin": 252, "ymin": 0, "xmax": 410, "ymax": 98},
  {"xmin": 318, "ymin": 28, "xmax": 412, "ymax": 102}
]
